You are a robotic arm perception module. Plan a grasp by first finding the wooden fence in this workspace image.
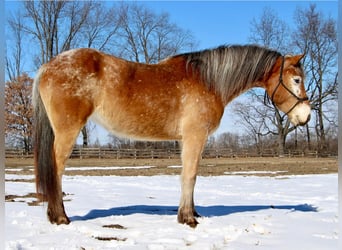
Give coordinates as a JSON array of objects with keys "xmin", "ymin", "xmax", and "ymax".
[{"xmin": 5, "ymin": 147, "xmax": 331, "ymax": 159}]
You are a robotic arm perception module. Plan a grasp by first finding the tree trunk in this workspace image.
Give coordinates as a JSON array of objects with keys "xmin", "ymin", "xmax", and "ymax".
[
  {"xmin": 81, "ymin": 126, "xmax": 88, "ymax": 148},
  {"xmin": 278, "ymin": 130, "xmax": 285, "ymax": 157},
  {"xmin": 306, "ymin": 124, "xmax": 311, "ymax": 150},
  {"xmin": 317, "ymin": 107, "xmax": 327, "ymax": 155}
]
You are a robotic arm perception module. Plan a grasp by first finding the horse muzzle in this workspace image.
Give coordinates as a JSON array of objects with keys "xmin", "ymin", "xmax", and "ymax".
[{"xmin": 287, "ymin": 103, "xmax": 311, "ymax": 126}]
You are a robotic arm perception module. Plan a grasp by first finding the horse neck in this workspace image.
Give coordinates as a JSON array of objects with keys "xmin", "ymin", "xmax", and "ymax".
[
  {"xmin": 184, "ymin": 47, "xmax": 279, "ymax": 105},
  {"xmin": 221, "ymin": 79, "xmax": 263, "ymax": 105},
  {"xmin": 209, "ymin": 66, "xmax": 266, "ymax": 106},
  {"xmin": 162, "ymin": 52, "xmax": 273, "ymax": 106}
]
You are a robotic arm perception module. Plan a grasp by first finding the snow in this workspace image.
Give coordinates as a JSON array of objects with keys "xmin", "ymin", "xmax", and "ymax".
[
  {"xmin": 167, "ymin": 165, "xmax": 182, "ymax": 169},
  {"xmin": 5, "ymin": 169, "xmax": 338, "ymax": 250}
]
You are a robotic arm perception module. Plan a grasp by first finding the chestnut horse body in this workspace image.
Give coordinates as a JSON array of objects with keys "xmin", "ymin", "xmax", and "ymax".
[{"xmin": 33, "ymin": 45, "xmax": 311, "ymax": 227}]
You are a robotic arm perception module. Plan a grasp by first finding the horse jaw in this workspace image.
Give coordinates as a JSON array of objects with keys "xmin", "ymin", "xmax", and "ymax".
[{"xmin": 287, "ymin": 103, "xmax": 311, "ymax": 126}]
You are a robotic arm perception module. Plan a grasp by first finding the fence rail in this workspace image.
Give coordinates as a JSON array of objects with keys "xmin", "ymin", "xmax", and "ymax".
[{"xmin": 5, "ymin": 147, "xmax": 334, "ymax": 159}]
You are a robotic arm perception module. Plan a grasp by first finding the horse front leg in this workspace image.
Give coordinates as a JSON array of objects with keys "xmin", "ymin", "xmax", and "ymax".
[{"xmin": 178, "ymin": 130, "xmax": 207, "ymax": 228}]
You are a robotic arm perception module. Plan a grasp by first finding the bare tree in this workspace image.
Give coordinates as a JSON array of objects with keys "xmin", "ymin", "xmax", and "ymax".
[
  {"xmin": 293, "ymin": 4, "xmax": 338, "ymax": 154},
  {"xmin": 215, "ymin": 132, "xmax": 240, "ymax": 151},
  {"xmin": 22, "ymin": 1, "xmax": 95, "ymax": 65},
  {"xmin": 249, "ymin": 7, "xmax": 290, "ymax": 53},
  {"xmin": 248, "ymin": 7, "xmax": 295, "ymax": 156},
  {"xmin": 233, "ymin": 99, "xmax": 268, "ymax": 154},
  {"xmin": 6, "ymin": 11, "xmax": 25, "ymax": 81},
  {"xmin": 233, "ymin": 91, "xmax": 296, "ymax": 155},
  {"xmin": 5, "ymin": 74, "xmax": 33, "ymax": 152},
  {"xmin": 115, "ymin": 2, "xmax": 196, "ymax": 63},
  {"xmin": 78, "ymin": 2, "xmax": 121, "ymax": 51}
]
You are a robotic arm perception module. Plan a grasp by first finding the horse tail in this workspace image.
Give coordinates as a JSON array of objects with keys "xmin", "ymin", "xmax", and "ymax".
[{"xmin": 33, "ymin": 67, "xmax": 58, "ymax": 203}]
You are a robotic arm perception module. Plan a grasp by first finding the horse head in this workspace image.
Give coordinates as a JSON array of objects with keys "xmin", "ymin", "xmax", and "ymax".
[{"xmin": 266, "ymin": 54, "xmax": 311, "ymax": 126}]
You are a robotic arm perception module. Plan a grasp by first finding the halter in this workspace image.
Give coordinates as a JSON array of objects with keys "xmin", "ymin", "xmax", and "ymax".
[{"xmin": 266, "ymin": 56, "xmax": 309, "ymax": 120}]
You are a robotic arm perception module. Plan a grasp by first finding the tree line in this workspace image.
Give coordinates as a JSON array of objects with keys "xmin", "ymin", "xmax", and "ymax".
[
  {"xmin": 102, "ymin": 129, "xmax": 337, "ymax": 157},
  {"xmin": 5, "ymin": 2, "xmax": 337, "ymax": 157}
]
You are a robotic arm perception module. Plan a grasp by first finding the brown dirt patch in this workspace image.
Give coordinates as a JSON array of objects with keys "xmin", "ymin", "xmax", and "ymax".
[
  {"xmin": 5, "ymin": 157, "xmax": 337, "ymax": 177},
  {"xmin": 94, "ymin": 236, "xmax": 127, "ymax": 241},
  {"xmin": 103, "ymin": 224, "xmax": 127, "ymax": 229},
  {"xmin": 5, "ymin": 193, "xmax": 41, "ymax": 206}
]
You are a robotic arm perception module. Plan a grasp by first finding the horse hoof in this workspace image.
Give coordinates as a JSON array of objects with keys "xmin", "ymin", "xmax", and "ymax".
[
  {"xmin": 56, "ymin": 216, "xmax": 71, "ymax": 225},
  {"xmin": 177, "ymin": 213, "xmax": 199, "ymax": 228},
  {"xmin": 48, "ymin": 215, "xmax": 70, "ymax": 225},
  {"xmin": 181, "ymin": 217, "xmax": 199, "ymax": 228},
  {"xmin": 48, "ymin": 211, "xmax": 70, "ymax": 225},
  {"xmin": 187, "ymin": 218, "xmax": 199, "ymax": 228}
]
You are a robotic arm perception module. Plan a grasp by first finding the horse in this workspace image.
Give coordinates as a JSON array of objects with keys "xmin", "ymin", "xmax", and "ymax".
[{"xmin": 33, "ymin": 44, "xmax": 311, "ymax": 228}]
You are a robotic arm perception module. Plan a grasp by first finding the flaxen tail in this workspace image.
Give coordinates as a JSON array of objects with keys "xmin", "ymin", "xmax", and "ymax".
[{"xmin": 33, "ymin": 68, "xmax": 58, "ymax": 203}]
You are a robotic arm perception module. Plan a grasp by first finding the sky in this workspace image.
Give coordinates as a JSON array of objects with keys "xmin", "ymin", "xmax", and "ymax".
[
  {"xmin": 143, "ymin": 1, "xmax": 338, "ymax": 49},
  {"xmin": 4, "ymin": 1, "xmax": 339, "ymax": 144}
]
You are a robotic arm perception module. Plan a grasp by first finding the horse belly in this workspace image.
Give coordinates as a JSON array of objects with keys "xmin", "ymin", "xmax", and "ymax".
[{"xmin": 91, "ymin": 102, "xmax": 181, "ymax": 141}]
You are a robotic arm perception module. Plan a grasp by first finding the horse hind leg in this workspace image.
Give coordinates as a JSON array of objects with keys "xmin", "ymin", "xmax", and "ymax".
[
  {"xmin": 36, "ymin": 100, "xmax": 91, "ymax": 225},
  {"xmin": 47, "ymin": 126, "xmax": 82, "ymax": 225}
]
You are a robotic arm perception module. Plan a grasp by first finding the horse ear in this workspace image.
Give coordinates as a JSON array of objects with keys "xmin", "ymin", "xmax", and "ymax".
[{"xmin": 291, "ymin": 54, "xmax": 305, "ymax": 64}]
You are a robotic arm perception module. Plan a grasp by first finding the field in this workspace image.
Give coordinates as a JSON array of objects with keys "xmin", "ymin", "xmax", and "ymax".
[
  {"xmin": 5, "ymin": 156, "xmax": 338, "ymax": 177},
  {"xmin": 5, "ymin": 157, "xmax": 338, "ymax": 249}
]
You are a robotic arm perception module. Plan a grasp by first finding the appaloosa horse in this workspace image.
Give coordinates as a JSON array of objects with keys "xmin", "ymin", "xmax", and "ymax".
[{"xmin": 33, "ymin": 45, "xmax": 310, "ymax": 227}]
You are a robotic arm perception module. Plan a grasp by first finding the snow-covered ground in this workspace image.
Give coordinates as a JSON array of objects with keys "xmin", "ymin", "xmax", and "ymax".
[{"xmin": 5, "ymin": 169, "xmax": 338, "ymax": 250}]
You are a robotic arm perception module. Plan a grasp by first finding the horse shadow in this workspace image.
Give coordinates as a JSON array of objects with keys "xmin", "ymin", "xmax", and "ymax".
[{"xmin": 70, "ymin": 203, "xmax": 317, "ymax": 222}]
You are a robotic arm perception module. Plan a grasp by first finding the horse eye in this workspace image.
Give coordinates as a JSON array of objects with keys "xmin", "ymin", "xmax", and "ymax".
[{"xmin": 294, "ymin": 78, "xmax": 301, "ymax": 84}]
